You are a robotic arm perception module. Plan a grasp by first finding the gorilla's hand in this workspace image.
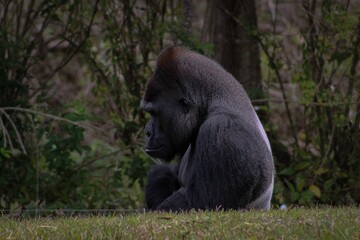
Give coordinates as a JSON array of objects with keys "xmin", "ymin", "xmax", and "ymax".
[
  {"xmin": 156, "ymin": 187, "xmax": 189, "ymax": 212},
  {"xmin": 145, "ymin": 164, "xmax": 180, "ymax": 210}
]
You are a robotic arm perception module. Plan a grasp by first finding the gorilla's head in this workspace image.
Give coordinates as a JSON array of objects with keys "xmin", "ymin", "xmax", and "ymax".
[{"xmin": 140, "ymin": 47, "xmax": 205, "ymax": 161}]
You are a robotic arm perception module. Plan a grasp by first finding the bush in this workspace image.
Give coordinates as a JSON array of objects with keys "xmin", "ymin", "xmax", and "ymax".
[{"xmin": 258, "ymin": 1, "xmax": 360, "ymax": 205}]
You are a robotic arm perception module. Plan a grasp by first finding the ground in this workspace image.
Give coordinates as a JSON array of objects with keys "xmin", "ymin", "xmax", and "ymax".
[{"xmin": 1, "ymin": 207, "xmax": 359, "ymax": 239}]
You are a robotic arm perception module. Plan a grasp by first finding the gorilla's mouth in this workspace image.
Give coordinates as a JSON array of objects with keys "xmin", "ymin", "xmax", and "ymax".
[{"xmin": 145, "ymin": 145, "xmax": 165, "ymax": 153}]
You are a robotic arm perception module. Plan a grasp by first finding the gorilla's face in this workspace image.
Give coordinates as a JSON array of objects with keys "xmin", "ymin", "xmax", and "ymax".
[
  {"xmin": 141, "ymin": 79, "xmax": 197, "ymax": 161},
  {"xmin": 142, "ymin": 100, "xmax": 176, "ymax": 160}
]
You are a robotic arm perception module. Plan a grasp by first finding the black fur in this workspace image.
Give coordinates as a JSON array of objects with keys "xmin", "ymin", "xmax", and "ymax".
[{"xmin": 141, "ymin": 47, "xmax": 274, "ymax": 211}]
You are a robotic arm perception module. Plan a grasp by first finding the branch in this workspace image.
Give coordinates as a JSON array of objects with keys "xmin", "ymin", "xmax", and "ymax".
[
  {"xmin": 0, "ymin": 115, "xmax": 14, "ymax": 150},
  {"xmin": 0, "ymin": 108, "xmax": 27, "ymax": 154},
  {"xmin": 46, "ymin": 0, "xmax": 100, "ymax": 80},
  {"xmin": 251, "ymin": 98, "xmax": 360, "ymax": 107},
  {"xmin": 1, "ymin": 107, "xmax": 104, "ymax": 133}
]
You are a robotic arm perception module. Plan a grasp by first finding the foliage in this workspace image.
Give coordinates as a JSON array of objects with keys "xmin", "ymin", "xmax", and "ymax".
[
  {"xmin": 0, "ymin": 0, "xmax": 106, "ymax": 210},
  {"xmin": 257, "ymin": 1, "xmax": 360, "ymax": 205},
  {"xmin": 0, "ymin": 0, "xmax": 208, "ymax": 211},
  {"xmin": 1, "ymin": 207, "xmax": 360, "ymax": 239}
]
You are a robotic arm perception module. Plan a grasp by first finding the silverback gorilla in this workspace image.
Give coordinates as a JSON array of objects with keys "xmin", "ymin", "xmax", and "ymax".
[{"xmin": 140, "ymin": 47, "xmax": 274, "ymax": 211}]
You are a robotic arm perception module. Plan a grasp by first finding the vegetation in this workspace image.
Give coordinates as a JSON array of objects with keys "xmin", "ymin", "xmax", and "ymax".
[
  {"xmin": 0, "ymin": 0, "xmax": 359, "ymax": 211},
  {"xmin": 257, "ymin": 1, "xmax": 360, "ymax": 206},
  {"xmin": 1, "ymin": 207, "xmax": 359, "ymax": 239}
]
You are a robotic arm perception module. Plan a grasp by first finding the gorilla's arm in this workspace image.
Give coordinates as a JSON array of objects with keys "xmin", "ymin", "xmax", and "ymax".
[
  {"xmin": 155, "ymin": 114, "xmax": 273, "ymax": 211},
  {"xmin": 186, "ymin": 115, "xmax": 274, "ymax": 210},
  {"xmin": 145, "ymin": 164, "xmax": 181, "ymax": 210}
]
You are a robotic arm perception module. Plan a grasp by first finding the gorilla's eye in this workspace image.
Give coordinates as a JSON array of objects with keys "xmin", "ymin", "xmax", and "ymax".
[{"xmin": 178, "ymin": 98, "xmax": 189, "ymax": 113}]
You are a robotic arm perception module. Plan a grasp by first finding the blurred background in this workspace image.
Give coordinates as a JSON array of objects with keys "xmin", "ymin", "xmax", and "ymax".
[{"xmin": 0, "ymin": 0, "xmax": 359, "ymax": 211}]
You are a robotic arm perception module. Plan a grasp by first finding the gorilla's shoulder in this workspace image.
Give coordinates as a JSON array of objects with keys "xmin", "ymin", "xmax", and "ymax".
[
  {"xmin": 198, "ymin": 111, "xmax": 267, "ymax": 150},
  {"xmin": 201, "ymin": 112, "xmax": 252, "ymax": 136}
]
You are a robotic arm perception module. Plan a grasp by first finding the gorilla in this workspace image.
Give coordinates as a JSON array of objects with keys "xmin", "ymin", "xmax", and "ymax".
[{"xmin": 140, "ymin": 46, "xmax": 274, "ymax": 211}]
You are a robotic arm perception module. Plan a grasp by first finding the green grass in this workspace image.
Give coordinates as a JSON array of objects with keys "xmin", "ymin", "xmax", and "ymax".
[{"xmin": 0, "ymin": 207, "xmax": 359, "ymax": 239}]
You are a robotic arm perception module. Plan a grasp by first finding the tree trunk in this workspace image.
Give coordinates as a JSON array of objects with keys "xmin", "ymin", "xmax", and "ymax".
[{"xmin": 206, "ymin": 0, "xmax": 263, "ymax": 99}]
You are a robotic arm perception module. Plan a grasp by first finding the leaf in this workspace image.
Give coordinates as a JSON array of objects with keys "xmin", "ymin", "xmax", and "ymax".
[
  {"xmin": 314, "ymin": 167, "xmax": 328, "ymax": 175},
  {"xmin": 0, "ymin": 147, "xmax": 11, "ymax": 159},
  {"xmin": 295, "ymin": 161, "xmax": 311, "ymax": 171},
  {"xmin": 290, "ymin": 191, "xmax": 300, "ymax": 202},
  {"xmin": 279, "ymin": 167, "xmax": 295, "ymax": 176},
  {"xmin": 309, "ymin": 185, "xmax": 321, "ymax": 198},
  {"xmin": 295, "ymin": 176, "xmax": 305, "ymax": 192}
]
